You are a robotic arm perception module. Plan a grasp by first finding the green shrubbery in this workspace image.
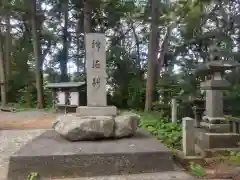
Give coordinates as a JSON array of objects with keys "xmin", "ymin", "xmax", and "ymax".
[{"xmin": 138, "ymin": 111, "xmax": 182, "ymax": 150}]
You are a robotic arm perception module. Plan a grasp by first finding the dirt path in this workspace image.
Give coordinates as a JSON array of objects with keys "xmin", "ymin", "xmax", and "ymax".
[{"xmin": 0, "ymin": 110, "xmax": 57, "ymax": 129}]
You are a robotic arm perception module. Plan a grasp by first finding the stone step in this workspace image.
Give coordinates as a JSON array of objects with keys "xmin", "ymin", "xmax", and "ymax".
[
  {"xmin": 46, "ymin": 172, "xmax": 194, "ymax": 180},
  {"xmin": 8, "ymin": 129, "xmax": 176, "ymax": 180}
]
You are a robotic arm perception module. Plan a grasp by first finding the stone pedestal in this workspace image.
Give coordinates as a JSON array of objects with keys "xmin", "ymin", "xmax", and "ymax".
[
  {"xmin": 196, "ymin": 130, "xmax": 240, "ymax": 149},
  {"xmin": 201, "ymin": 116, "xmax": 230, "ymax": 132},
  {"xmin": 76, "ymin": 106, "xmax": 117, "ymax": 116},
  {"xmin": 196, "ymin": 117, "xmax": 239, "ymax": 149},
  {"xmin": 8, "ymin": 130, "xmax": 175, "ymax": 180},
  {"xmin": 200, "ymin": 121, "xmax": 230, "ymax": 133}
]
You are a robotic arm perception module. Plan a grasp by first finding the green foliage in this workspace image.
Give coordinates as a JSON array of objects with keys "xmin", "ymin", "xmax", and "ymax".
[
  {"xmin": 43, "ymin": 87, "xmax": 53, "ymax": 109},
  {"xmin": 215, "ymin": 149, "xmax": 240, "ymax": 164},
  {"xmin": 27, "ymin": 172, "xmax": 39, "ymax": 180},
  {"xmin": 107, "ymin": 45, "xmax": 145, "ymax": 109},
  {"xmin": 52, "ymin": 120, "xmax": 59, "ymax": 129},
  {"xmin": 189, "ymin": 162, "xmax": 206, "ymax": 177},
  {"xmin": 17, "ymin": 86, "xmax": 37, "ymax": 108},
  {"xmin": 152, "ymin": 102, "xmax": 170, "ymax": 117},
  {"xmin": 228, "ymin": 150, "xmax": 240, "ymax": 163},
  {"xmin": 224, "ymin": 84, "xmax": 240, "ymax": 116},
  {"xmin": 14, "ymin": 83, "xmax": 53, "ymax": 109},
  {"xmin": 127, "ymin": 78, "xmax": 146, "ymax": 110},
  {"xmin": 139, "ymin": 112, "xmax": 182, "ymax": 149}
]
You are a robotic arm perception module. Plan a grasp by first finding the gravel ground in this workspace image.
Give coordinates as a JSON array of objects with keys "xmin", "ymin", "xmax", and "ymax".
[{"xmin": 0, "ymin": 129, "xmax": 46, "ymax": 180}]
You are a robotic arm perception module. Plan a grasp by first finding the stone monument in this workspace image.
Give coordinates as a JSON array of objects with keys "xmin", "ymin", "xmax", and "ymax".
[
  {"xmin": 52, "ymin": 33, "xmax": 140, "ymax": 141},
  {"xmin": 195, "ymin": 42, "xmax": 240, "ymax": 149},
  {"xmin": 76, "ymin": 33, "xmax": 117, "ymax": 116},
  {"xmin": 7, "ymin": 33, "xmax": 179, "ymax": 179}
]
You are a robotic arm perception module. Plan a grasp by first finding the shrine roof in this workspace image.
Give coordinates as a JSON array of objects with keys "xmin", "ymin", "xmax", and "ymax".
[{"xmin": 46, "ymin": 82, "xmax": 85, "ymax": 88}]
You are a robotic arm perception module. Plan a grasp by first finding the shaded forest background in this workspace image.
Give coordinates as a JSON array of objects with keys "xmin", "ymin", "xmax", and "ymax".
[{"xmin": 1, "ymin": 0, "xmax": 240, "ymax": 117}]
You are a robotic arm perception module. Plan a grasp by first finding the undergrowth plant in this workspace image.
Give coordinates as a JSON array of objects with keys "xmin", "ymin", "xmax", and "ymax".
[
  {"xmin": 139, "ymin": 111, "xmax": 182, "ymax": 149},
  {"xmin": 189, "ymin": 162, "xmax": 206, "ymax": 177},
  {"xmin": 27, "ymin": 172, "xmax": 39, "ymax": 180},
  {"xmin": 228, "ymin": 150, "xmax": 240, "ymax": 163},
  {"xmin": 215, "ymin": 149, "xmax": 240, "ymax": 164}
]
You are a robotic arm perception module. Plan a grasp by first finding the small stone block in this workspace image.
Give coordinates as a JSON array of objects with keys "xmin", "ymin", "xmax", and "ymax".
[
  {"xmin": 182, "ymin": 117, "xmax": 195, "ymax": 156},
  {"xmin": 76, "ymin": 106, "xmax": 117, "ymax": 116}
]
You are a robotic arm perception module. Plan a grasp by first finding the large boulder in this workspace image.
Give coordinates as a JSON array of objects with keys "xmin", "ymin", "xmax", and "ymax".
[
  {"xmin": 52, "ymin": 115, "xmax": 115, "ymax": 141},
  {"xmin": 114, "ymin": 112, "xmax": 140, "ymax": 138}
]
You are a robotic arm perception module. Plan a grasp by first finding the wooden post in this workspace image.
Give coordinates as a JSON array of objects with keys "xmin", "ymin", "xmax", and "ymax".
[
  {"xmin": 52, "ymin": 89, "xmax": 56, "ymax": 110},
  {"xmin": 171, "ymin": 98, "xmax": 177, "ymax": 123}
]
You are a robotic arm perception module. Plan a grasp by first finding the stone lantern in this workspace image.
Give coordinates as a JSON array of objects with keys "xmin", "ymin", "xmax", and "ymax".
[
  {"xmin": 199, "ymin": 60, "xmax": 235, "ymax": 131},
  {"xmin": 195, "ymin": 43, "xmax": 240, "ymax": 149}
]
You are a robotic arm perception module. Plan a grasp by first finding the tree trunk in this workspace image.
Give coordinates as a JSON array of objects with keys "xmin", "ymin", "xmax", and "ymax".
[
  {"xmin": 60, "ymin": 0, "xmax": 69, "ymax": 82},
  {"xmin": 1, "ymin": 0, "xmax": 11, "ymax": 101},
  {"xmin": 153, "ymin": 24, "xmax": 173, "ymax": 101},
  {"xmin": 76, "ymin": 17, "xmax": 82, "ymax": 74},
  {"xmin": 130, "ymin": 20, "xmax": 141, "ymax": 68},
  {"xmin": 0, "ymin": 38, "xmax": 7, "ymax": 106},
  {"xmin": 31, "ymin": 0, "xmax": 44, "ymax": 109},
  {"xmin": 145, "ymin": 0, "xmax": 160, "ymax": 111},
  {"xmin": 83, "ymin": 0, "xmax": 92, "ymax": 74},
  {"xmin": 158, "ymin": 25, "xmax": 173, "ymax": 67},
  {"xmin": 4, "ymin": 1, "xmax": 11, "ymax": 94},
  {"xmin": 60, "ymin": 0, "xmax": 69, "ymax": 81}
]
